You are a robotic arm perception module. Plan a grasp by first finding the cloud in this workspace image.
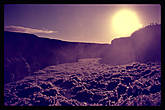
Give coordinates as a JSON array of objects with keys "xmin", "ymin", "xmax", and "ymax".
[{"xmin": 4, "ymin": 25, "xmax": 57, "ymax": 34}]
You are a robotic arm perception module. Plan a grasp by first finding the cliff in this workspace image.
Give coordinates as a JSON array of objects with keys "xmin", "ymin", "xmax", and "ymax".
[
  {"xmin": 101, "ymin": 24, "xmax": 161, "ymax": 65},
  {"xmin": 4, "ymin": 31, "xmax": 109, "ymax": 83}
]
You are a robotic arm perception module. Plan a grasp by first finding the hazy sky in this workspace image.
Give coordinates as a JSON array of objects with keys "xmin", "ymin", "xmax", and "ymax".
[{"xmin": 4, "ymin": 4, "xmax": 161, "ymax": 44}]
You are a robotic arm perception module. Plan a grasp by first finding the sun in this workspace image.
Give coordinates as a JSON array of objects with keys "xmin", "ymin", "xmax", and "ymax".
[{"xmin": 112, "ymin": 9, "xmax": 142, "ymax": 38}]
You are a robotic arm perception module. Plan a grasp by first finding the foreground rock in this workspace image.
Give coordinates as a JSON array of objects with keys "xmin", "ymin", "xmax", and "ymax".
[{"xmin": 4, "ymin": 58, "xmax": 161, "ymax": 106}]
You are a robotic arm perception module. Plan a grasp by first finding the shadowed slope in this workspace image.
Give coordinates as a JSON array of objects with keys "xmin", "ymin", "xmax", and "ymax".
[{"xmin": 4, "ymin": 31, "xmax": 108, "ymax": 83}]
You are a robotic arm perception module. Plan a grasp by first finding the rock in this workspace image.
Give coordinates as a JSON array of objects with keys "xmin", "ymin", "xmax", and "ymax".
[
  {"xmin": 88, "ymin": 81, "xmax": 98, "ymax": 89},
  {"xmin": 121, "ymin": 101, "xmax": 128, "ymax": 106},
  {"xmin": 133, "ymin": 75, "xmax": 141, "ymax": 80},
  {"xmin": 141, "ymin": 70, "xmax": 151, "ymax": 76},
  {"xmin": 61, "ymin": 81, "xmax": 75, "ymax": 89},
  {"xmin": 134, "ymin": 102, "xmax": 137, "ymax": 106},
  {"xmin": 111, "ymin": 74, "xmax": 121, "ymax": 78},
  {"xmin": 156, "ymin": 102, "xmax": 161, "ymax": 106},
  {"xmin": 121, "ymin": 70, "xmax": 125, "ymax": 72},
  {"xmin": 103, "ymin": 74, "xmax": 111, "ymax": 78},
  {"xmin": 99, "ymin": 99, "xmax": 109, "ymax": 106},
  {"xmin": 127, "ymin": 86, "xmax": 142, "ymax": 97},
  {"xmin": 126, "ymin": 66, "xmax": 133, "ymax": 70},
  {"xmin": 73, "ymin": 90, "xmax": 93, "ymax": 103},
  {"xmin": 92, "ymin": 94, "xmax": 103, "ymax": 103},
  {"xmin": 109, "ymin": 96, "xmax": 118, "ymax": 102},
  {"xmin": 71, "ymin": 76, "xmax": 81, "ymax": 82},
  {"xmin": 157, "ymin": 77, "xmax": 161, "ymax": 83},
  {"xmin": 17, "ymin": 86, "xmax": 41, "ymax": 98},
  {"xmin": 136, "ymin": 82, "xmax": 144, "ymax": 88},
  {"xmin": 117, "ymin": 85, "xmax": 127, "ymax": 96},
  {"xmin": 142, "ymin": 89, "xmax": 150, "ymax": 95},
  {"xmin": 144, "ymin": 81, "xmax": 151, "ymax": 87},
  {"xmin": 127, "ymin": 87, "xmax": 133, "ymax": 96},
  {"xmin": 4, "ymin": 56, "xmax": 31, "ymax": 84},
  {"xmin": 132, "ymin": 86, "xmax": 142, "ymax": 97},
  {"xmin": 60, "ymin": 102, "xmax": 72, "ymax": 106},
  {"xmin": 149, "ymin": 70, "xmax": 159, "ymax": 77},
  {"xmin": 53, "ymin": 79, "xmax": 63, "ymax": 85},
  {"xmin": 143, "ymin": 100, "xmax": 151, "ymax": 106},
  {"xmin": 16, "ymin": 83, "xmax": 29, "ymax": 90},
  {"xmin": 121, "ymin": 77, "xmax": 132, "ymax": 85},
  {"xmin": 9, "ymin": 97, "xmax": 19, "ymax": 104},
  {"xmin": 45, "ymin": 77, "xmax": 54, "ymax": 81},
  {"xmin": 149, "ymin": 85, "xmax": 161, "ymax": 94},
  {"xmin": 71, "ymin": 87, "xmax": 83, "ymax": 95},
  {"xmin": 4, "ymin": 93, "xmax": 13, "ymax": 102},
  {"xmin": 95, "ymin": 76, "xmax": 103, "ymax": 81},
  {"xmin": 107, "ymin": 81, "xmax": 119, "ymax": 91},
  {"xmin": 136, "ymin": 69, "xmax": 142, "ymax": 73},
  {"xmin": 32, "ymin": 97, "xmax": 49, "ymax": 106},
  {"xmin": 96, "ymin": 83, "xmax": 106, "ymax": 89},
  {"xmin": 40, "ymin": 83, "xmax": 52, "ymax": 89},
  {"xmin": 42, "ymin": 89, "xmax": 57, "ymax": 96},
  {"xmin": 122, "ymin": 95, "xmax": 128, "ymax": 100},
  {"xmin": 133, "ymin": 64, "xmax": 140, "ymax": 69}
]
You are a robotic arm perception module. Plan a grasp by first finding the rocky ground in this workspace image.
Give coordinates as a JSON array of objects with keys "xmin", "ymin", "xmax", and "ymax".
[{"xmin": 4, "ymin": 58, "xmax": 161, "ymax": 106}]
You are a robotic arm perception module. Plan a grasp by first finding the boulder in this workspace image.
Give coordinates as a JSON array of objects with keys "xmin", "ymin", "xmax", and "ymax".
[
  {"xmin": 73, "ymin": 90, "xmax": 93, "ymax": 103},
  {"xmin": 40, "ymin": 83, "xmax": 52, "ymax": 89},
  {"xmin": 107, "ymin": 81, "xmax": 119, "ymax": 91},
  {"xmin": 71, "ymin": 86, "xmax": 83, "ymax": 95},
  {"xmin": 121, "ymin": 77, "xmax": 132, "ymax": 86},
  {"xmin": 32, "ymin": 97, "xmax": 49, "ymax": 106},
  {"xmin": 117, "ymin": 85, "xmax": 127, "ymax": 96},
  {"xmin": 149, "ymin": 85, "xmax": 161, "ymax": 94},
  {"xmin": 42, "ymin": 89, "xmax": 57, "ymax": 96},
  {"xmin": 53, "ymin": 79, "xmax": 64, "ymax": 85},
  {"xmin": 142, "ymin": 89, "xmax": 150, "ymax": 95},
  {"xmin": 60, "ymin": 102, "xmax": 72, "ymax": 106},
  {"xmin": 16, "ymin": 86, "xmax": 41, "ymax": 98}
]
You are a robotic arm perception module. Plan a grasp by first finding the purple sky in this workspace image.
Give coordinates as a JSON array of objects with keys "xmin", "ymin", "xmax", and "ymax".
[{"xmin": 4, "ymin": 4, "xmax": 161, "ymax": 44}]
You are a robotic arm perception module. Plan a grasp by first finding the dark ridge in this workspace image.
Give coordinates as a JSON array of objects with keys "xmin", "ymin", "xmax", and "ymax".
[{"xmin": 4, "ymin": 31, "xmax": 109, "ymax": 84}]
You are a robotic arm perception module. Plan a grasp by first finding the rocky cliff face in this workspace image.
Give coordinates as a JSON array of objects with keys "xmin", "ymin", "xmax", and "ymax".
[
  {"xmin": 131, "ymin": 24, "xmax": 161, "ymax": 62},
  {"xmin": 101, "ymin": 24, "xmax": 161, "ymax": 65},
  {"xmin": 4, "ymin": 31, "xmax": 109, "ymax": 83}
]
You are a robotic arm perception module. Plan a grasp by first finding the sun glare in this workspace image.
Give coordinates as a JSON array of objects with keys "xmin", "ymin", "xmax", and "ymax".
[{"xmin": 112, "ymin": 9, "xmax": 142, "ymax": 37}]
